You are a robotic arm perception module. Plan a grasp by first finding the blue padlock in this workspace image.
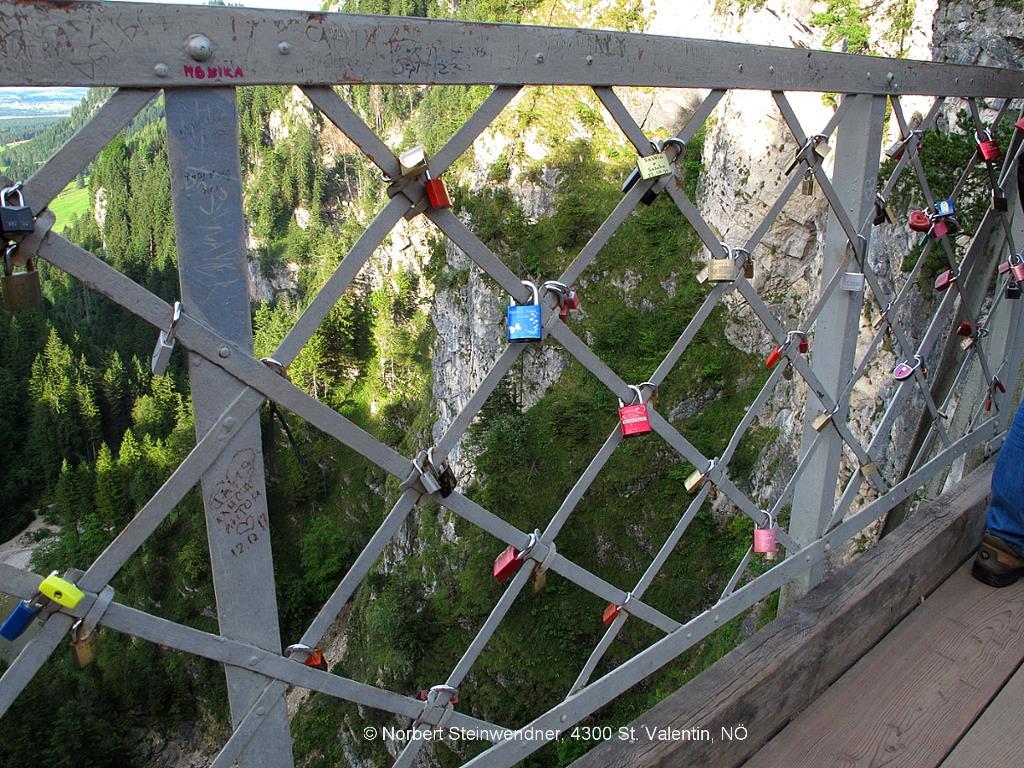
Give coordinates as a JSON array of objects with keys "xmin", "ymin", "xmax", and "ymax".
[
  {"xmin": 507, "ymin": 280, "xmax": 542, "ymax": 343},
  {"xmin": 0, "ymin": 600, "xmax": 41, "ymax": 641},
  {"xmin": 935, "ymin": 199, "xmax": 955, "ymax": 218}
]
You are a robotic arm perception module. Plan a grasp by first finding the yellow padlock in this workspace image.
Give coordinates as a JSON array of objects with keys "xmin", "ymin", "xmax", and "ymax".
[{"xmin": 39, "ymin": 573, "xmax": 85, "ymax": 609}]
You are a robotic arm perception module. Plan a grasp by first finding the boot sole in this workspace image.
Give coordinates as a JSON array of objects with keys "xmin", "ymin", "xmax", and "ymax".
[{"xmin": 972, "ymin": 559, "xmax": 1024, "ymax": 588}]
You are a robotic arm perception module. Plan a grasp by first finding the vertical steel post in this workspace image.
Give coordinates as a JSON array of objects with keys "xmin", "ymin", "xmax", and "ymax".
[
  {"xmin": 781, "ymin": 93, "xmax": 887, "ymax": 608},
  {"xmin": 165, "ymin": 88, "xmax": 294, "ymax": 768}
]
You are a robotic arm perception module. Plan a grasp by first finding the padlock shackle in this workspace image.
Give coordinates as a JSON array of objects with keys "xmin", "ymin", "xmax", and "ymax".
[
  {"xmin": 1, "ymin": 182, "xmax": 25, "ymax": 210},
  {"xmin": 163, "ymin": 300, "xmax": 183, "ymax": 344},
  {"xmin": 509, "ymin": 280, "xmax": 539, "ymax": 307},
  {"xmin": 758, "ymin": 511, "xmax": 774, "ymax": 530}
]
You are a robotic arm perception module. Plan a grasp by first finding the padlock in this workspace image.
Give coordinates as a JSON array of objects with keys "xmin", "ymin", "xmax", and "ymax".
[
  {"xmin": 602, "ymin": 602, "xmax": 622, "ymax": 625},
  {"xmin": 621, "ymin": 166, "xmax": 658, "ymax": 206},
  {"xmin": 424, "ymin": 173, "xmax": 451, "ymax": 209},
  {"xmin": 707, "ymin": 244, "xmax": 736, "ymax": 283},
  {"xmin": 0, "ymin": 184, "xmax": 35, "ymax": 235},
  {"xmin": 999, "ymin": 260, "xmax": 1012, "ymax": 275},
  {"xmin": 1006, "ymin": 279, "xmax": 1022, "ymax": 300},
  {"xmin": 932, "ymin": 220, "xmax": 949, "ymax": 239},
  {"xmin": 811, "ymin": 409, "xmax": 836, "ymax": 432},
  {"xmin": 783, "ymin": 363, "xmax": 793, "ymax": 381},
  {"xmin": 3, "ymin": 247, "xmax": 42, "ymax": 312},
  {"xmin": 684, "ymin": 460, "xmax": 714, "ymax": 493},
  {"xmin": 765, "ymin": 343, "xmax": 786, "ymax": 369},
  {"xmin": 798, "ymin": 334, "xmax": 809, "ymax": 354},
  {"xmin": 977, "ymin": 130, "xmax": 1001, "ymax": 162},
  {"xmin": 560, "ymin": 289, "xmax": 580, "ymax": 321},
  {"xmin": 416, "ymin": 688, "xmax": 460, "ymax": 705},
  {"xmin": 956, "ymin": 321, "xmax": 976, "ymax": 338},
  {"xmin": 753, "ymin": 514, "xmax": 777, "ymax": 560},
  {"xmin": 893, "ymin": 355, "xmax": 921, "ymax": 381},
  {"xmin": 960, "ymin": 335, "xmax": 978, "ymax": 351},
  {"xmin": 801, "ymin": 170, "xmax": 814, "ymax": 196},
  {"xmin": 428, "ymin": 448, "xmax": 457, "ymax": 499},
  {"xmin": 69, "ymin": 619, "xmax": 100, "ymax": 668},
  {"xmin": 885, "ymin": 138, "xmax": 906, "ymax": 160},
  {"xmin": 934, "ymin": 199, "xmax": 955, "ymax": 218},
  {"xmin": 413, "ymin": 454, "xmax": 441, "ymax": 495},
  {"xmin": 507, "ymin": 280, "xmax": 542, "ymax": 342},
  {"xmin": 493, "ymin": 544, "xmax": 524, "ymax": 582},
  {"xmin": 743, "ymin": 256, "xmax": 754, "ymax": 279},
  {"xmin": 636, "ymin": 152, "xmax": 672, "ymax": 180},
  {"xmin": 908, "ymin": 210, "xmax": 932, "ymax": 232},
  {"xmin": 812, "ymin": 135, "xmax": 830, "ymax": 160},
  {"xmin": 618, "ymin": 384, "xmax": 652, "ymax": 439},
  {"xmin": 1011, "ymin": 254, "xmax": 1024, "ymax": 282},
  {"xmin": 1016, "ymin": 116, "xmax": 1024, "ymax": 131},
  {"xmin": 285, "ymin": 643, "xmax": 328, "ymax": 671},
  {"xmin": 934, "ymin": 269, "xmax": 957, "ymax": 292},
  {"xmin": 398, "ymin": 144, "xmax": 428, "ymax": 177},
  {"xmin": 993, "ymin": 190, "xmax": 1008, "ymax": 212},
  {"xmin": 38, "ymin": 572, "xmax": 85, "ymax": 609},
  {"xmin": 874, "ymin": 194, "xmax": 896, "ymax": 226},
  {"xmin": 151, "ymin": 300, "xmax": 182, "ymax": 375},
  {"xmin": 0, "ymin": 599, "xmax": 41, "ymax": 641}
]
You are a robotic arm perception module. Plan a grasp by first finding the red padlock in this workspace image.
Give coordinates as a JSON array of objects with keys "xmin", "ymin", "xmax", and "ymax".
[
  {"xmin": 908, "ymin": 210, "xmax": 931, "ymax": 232},
  {"xmin": 753, "ymin": 513, "xmax": 777, "ymax": 560},
  {"xmin": 798, "ymin": 334, "xmax": 809, "ymax": 354},
  {"xmin": 618, "ymin": 385, "xmax": 652, "ymax": 438},
  {"xmin": 999, "ymin": 260, "xmax": 1012, "ymax": 275},
  {"xmin": 985, "ymin": 378, "xmax": 1005, "ymax": 413},
  {"xmin": 1016, "ymin": 116, "xmax": 1024, "ymax": 131},
  {"xmin": 977, "ymin": 130, "xmax": 1001, "ymax": 162},
  {"xmin": 417, "ymin": 688, "xmax": 459, "ymax": 705},
  {"xmin": 1011, "ymin": 254, "xmax": 1024, "ymax": 282},
  {"xmin": 285, "ymin": 643, "xmax": 328, "ymax": 671},
  {"xmin": 934, "ymin": 269, "xmax": 957, "ymax": 292},
  {"xmin": 765, "ymin": 344, "xmax": 785, "ymax": 369},
  {"xmin": 932, "ymin": 220, "xmax": 949, "ymax": 239},
  {"xmin": 602, "ymin": 603, "xmax": 621, "ymax": 625},
  {"xmin": 425, "ymin": 175, "xmax": 451, "ymax": 209},
  {"xmin": 493, "ymin": 545, "xmax": 524, "ymax": 582},
  {"xmin": 956, "ymin": 321, "xmax": 977, "ymax": 337}
]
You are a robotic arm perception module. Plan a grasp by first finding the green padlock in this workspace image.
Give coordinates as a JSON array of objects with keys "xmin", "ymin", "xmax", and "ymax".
[{"xmin": 39, "ymin": 572, "xmax": 85, "ymax": 609}]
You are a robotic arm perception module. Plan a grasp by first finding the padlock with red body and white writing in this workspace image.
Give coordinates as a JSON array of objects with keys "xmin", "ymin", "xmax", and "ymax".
[
  {"xmin": 977, "ymin": 130, "xmax": 1001, "ymax": 162},
  {"xmin": 1010, "ymin": 254, "xmax": 1024, "ymax": 282},
  {"xmin": 753, "ymin": 513, "xmax": 777, "ymax": 560},
  {"xmin": 618, "ymin": 384, "xmax": 652, "ymax": 438}
]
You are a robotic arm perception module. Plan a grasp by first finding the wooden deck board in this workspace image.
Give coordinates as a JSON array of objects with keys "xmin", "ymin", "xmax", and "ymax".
[
  {"xmin": 938, "ymin": 662, "xmax": 1024, "ymax": 768},
  {"xmin": 743, "ymin": 563, "xmax": 1024, "ymax": 768}
]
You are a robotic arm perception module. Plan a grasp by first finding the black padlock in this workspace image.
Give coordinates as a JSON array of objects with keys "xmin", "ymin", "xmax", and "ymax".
[
  {"xmin": 0, "ymin": 184, "xmax": 34, "ymax": 236},
  {"xmin": 428, "ymin": 448, "xmax": 457, "ymax": 498},
  {"xmin": 993, "ymin": 190, "xmax": 1008, "ymax": 212},
  {"xmin": 1006, "ymin": 279, "xmax": 1022, "ymax": 300},
  {"xmin": 621, "ymin": 167, "xmax": 658, "ymax": 206},
  {"xmin": 3, "ymin": 246, "xmax": 41, "ymax": 312}
]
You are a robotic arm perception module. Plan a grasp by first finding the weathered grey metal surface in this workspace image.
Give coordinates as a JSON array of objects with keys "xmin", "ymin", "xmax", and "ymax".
[
  {"xmin": 784, "ymin": 92, "xmax": 887, "ymax": 606},
  {"xmin": 0, "ymin": 2, "xmax": 1021, "ymax": 94},
  {"xmin": 165, "ymin": 88, "xmax": 294, "ymax": 768}
]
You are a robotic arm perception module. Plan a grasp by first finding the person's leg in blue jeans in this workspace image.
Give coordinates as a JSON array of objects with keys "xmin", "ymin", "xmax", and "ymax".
[{"xmin": 973, "ymin": 397, "xmax": 1024, "ymax": 586}]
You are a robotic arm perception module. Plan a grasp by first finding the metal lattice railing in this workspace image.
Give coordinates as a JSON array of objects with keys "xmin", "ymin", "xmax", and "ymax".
[{"xmin": 0, "ymin": 4, "xmax": 1023, "ymax": 768}]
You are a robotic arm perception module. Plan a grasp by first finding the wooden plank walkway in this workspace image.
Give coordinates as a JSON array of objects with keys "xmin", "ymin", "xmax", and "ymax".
[{"xmin": 743, "ymin": 562, "xmax": 1024, "ymax": 768}]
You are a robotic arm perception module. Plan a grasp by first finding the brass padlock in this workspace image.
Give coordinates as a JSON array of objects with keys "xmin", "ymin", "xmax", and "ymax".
[
  {"xmin": 744, "ymin": 257, "xmax": 754, "ymax": 279},
  {"xmin": 684, "ymin": 468, "xmax": 705, "ymax": 494},
  {"xmin": 812, "ymin": 409, "xmax": 836, "ymax": 432},
  {"xmin": 707, "ymin": 244, "xmax": 736, "ymax": 283},
  {"xmin": 532, "ymin": 563, "xmax": 546, "ymax": 592},
  {"xmin": 812, "ymin": 135, "xmax": 830, "ymax": 160},
  {"xmin": 3, "ymin": 246, "xmax": 42, "ymax": 312},
  {"xmin": 636, "ymin": 152, "xmax": 671, "ymax": 180},
  {"xmin": 70, "ymin": 619, "xmax": 100, "ymax": 668},
  {"xmin": 801, "ymin": 170, "xmax": 814, "ymax": 196}
]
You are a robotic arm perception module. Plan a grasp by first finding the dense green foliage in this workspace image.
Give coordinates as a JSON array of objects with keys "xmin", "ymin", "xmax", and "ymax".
[{"xmin": 810, "ymin": 0, "xmax": 871, "ymax": 54}]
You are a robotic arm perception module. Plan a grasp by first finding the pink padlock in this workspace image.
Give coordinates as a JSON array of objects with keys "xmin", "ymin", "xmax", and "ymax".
[
  {"xmin": 753, "ymin": 513, "xmax": 777, "ymax": 560},
  {"xmin": 893, "ymin": 355, "xmax": 922, "ymax": 382},
  {"xmin": 932, "ymin": 220, "xmax": 949, "ymax": 239},
  {"xmin": 1011, "ymin": 254, "xmax": 1024, "ymax": 282}
]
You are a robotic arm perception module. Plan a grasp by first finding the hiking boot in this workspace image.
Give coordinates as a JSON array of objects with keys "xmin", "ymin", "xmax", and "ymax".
[{"xmin": 972, "ymin": 533, "xmax": 1024, "ymax": 587}]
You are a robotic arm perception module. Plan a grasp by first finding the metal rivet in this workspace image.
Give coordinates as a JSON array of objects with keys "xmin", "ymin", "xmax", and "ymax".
[
  {"xmin": 560, "ymin": 714, "xmax": 567, "ymax": 722},
  {"xmin": 278, "ymin": 41, "xmax": 291, "ymax": 55},
  {"xmin": 154, "ymin": 63, "xmax": 169, "ymax": 78},
  {"xmin": 535, "ymin": 52, "xmax": 544, "ymax": 63},
  {"xmin": 218, "ymin": 346, "xmax": 230, "ymax": 358},
  {"xmin": 248, "ymin": 656, "xmax": 259, "ymax": 667},
  {"xmin": 768, "ymin": 65, "xmax": 775, "ymax": 74},
  {"xmin": 256, "ymin": 707, "xmax": 266, "ymax": 716},
  {"xmin": 866, "ymin": 72, "xmax": 871, "ymax": 79},
  {"xmin": 223, "ymin": 417, "xmax": 236, "ymax": 431},
  {"xmin": 805, "ymin": 554, "xmax": 812, "ymax": 562},
  {"xmin": 686, "ymin": 632, "xmax": 692, "ymax": 639},
  {"xmin": 887, "ymin": 72, "xmax": 894, "ymax": 81},
  {"xmin": 585, "ymin": 55, "xmax": 593, "ymax": 65},
  {"xmin": 737, "ymin": 63, "xmax": 744, "ymax": 72},
  {"xmin": 186, "ymin": 34, "xmax": 214, "ymax": 62}
]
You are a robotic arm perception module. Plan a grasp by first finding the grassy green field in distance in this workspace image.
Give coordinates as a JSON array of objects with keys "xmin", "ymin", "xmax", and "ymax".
[{"xmin": 48, "ymin": 183, "xmax": 90, "ymax": 232}]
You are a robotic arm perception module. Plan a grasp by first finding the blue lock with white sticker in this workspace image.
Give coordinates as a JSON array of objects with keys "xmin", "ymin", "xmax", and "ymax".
[
  {"xmin": 935, "ymin": 199, "xmax": 955, "ymax": 218},
  {"xmin": 507, "ymin": 280, "xmax": 542, "ymax": 343}
]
